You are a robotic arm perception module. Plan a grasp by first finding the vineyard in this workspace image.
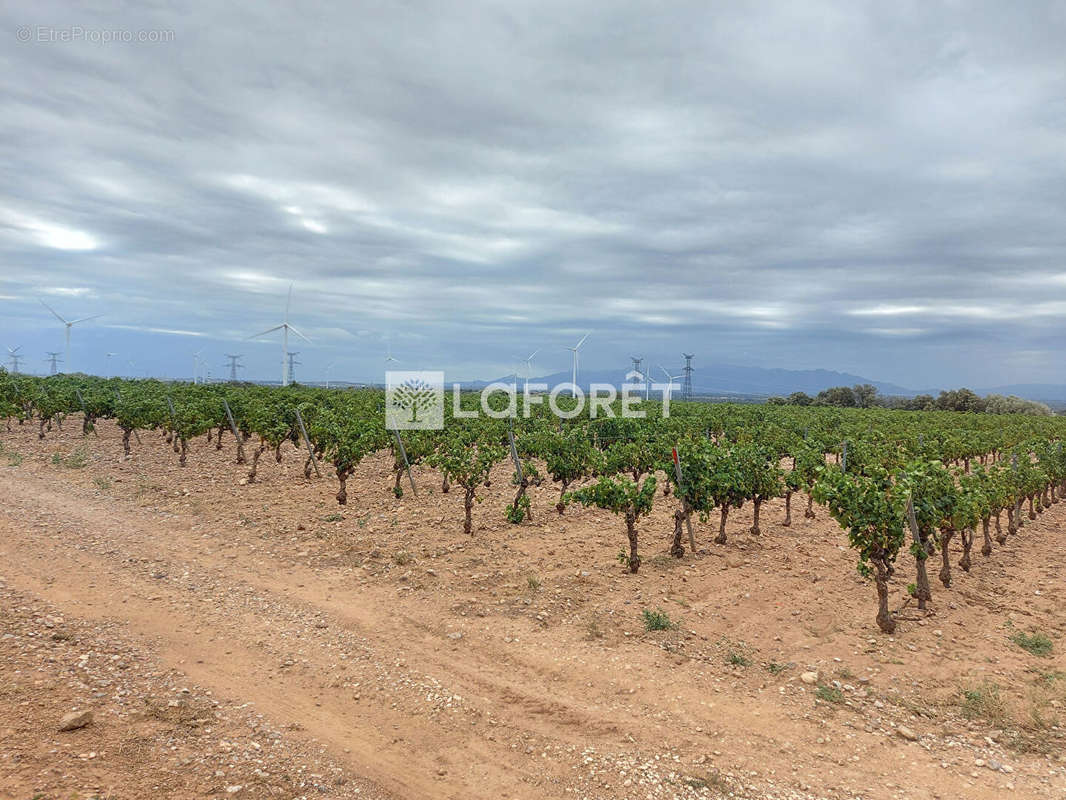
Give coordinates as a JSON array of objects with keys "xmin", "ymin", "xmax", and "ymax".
[
  {"xmin": 3, "ymin": 369, "xmax": 1065, "ymax": 636},
  {"xmin": 2, "ymin": 369, "xmax": 1066, "ymax": 799}
]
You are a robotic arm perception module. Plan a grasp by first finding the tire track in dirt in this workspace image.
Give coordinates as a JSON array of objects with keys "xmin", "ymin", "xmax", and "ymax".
[
  {"xmin": 1, "ymin": 467, "xmax": 801, "ymax": 798},
  {"xmin": 0, "ymin": 468, "xmax": 639, "ymax": 742},
  {"xmin": 0, "ymin": 470, "xmax": 564, "ymax": 799},
  {"xmin": 4, "ymin": 449, "xmax": 1062, "ymax": 800}
]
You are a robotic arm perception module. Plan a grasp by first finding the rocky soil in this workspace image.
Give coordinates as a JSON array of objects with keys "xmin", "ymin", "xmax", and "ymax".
[{"xmin": 1, "ymin": 417, "xmax": 1064, "ymax": 799}]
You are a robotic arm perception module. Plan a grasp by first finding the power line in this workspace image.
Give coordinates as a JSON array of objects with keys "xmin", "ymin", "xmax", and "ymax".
[
  {"xmin": 286, "ymin": 351, "xmax": 301, "ymax": 385},
  {"xmin": 682, "ymin": 353, "xmax": 694, "ymax": 401},
  {"xmin": 7, "ymin": 347, "xmax": 23, "ymax": 373},
  {"xmin": 225, "ymin": 353, "xmax": 244, "ymax": 383}
]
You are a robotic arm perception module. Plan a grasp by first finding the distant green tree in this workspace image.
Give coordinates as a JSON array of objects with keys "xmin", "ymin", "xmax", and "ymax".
[
  {"xmin": 816, "ymin": 386, "xmax": 857, "ymax": 407},
  {"xmin": 983, "ymin": 394, "xmax": 1052, "ymax": 416},
  {"xmin": 936, "ymin": 388, "xmax": 983, "ymax": 413},
  {"xmin": 852, "ymin": 384, "xmax": 879, "ymax": 408},
  {"xmin": 907, "ymin": 394, "xmax": 935, "ymax": 411}
]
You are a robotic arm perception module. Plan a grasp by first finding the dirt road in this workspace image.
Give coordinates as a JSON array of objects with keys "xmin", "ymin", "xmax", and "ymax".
[{"xmin": 2, "ymin": 422, "xmax": 1064, "ymax": 799}]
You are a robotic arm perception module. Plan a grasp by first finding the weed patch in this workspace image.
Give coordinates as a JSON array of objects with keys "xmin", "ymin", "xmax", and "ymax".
[
  {"xmin": 642, "ymin": 608, "xmax": 675, "ymax": 632},
  {"xmin": 1011, "ymin": 630, "xmax": 1053, "ymax": 657}
]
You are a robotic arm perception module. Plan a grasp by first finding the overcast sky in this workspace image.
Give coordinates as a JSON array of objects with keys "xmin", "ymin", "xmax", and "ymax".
[{"xmin": 2, "ymin": 1, "xmax": 1065, "ymax": 388}]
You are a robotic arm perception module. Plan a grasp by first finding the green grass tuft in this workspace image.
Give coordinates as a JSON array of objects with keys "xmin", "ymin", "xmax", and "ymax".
[
  {"xmin": 642, "ymin": 608, "xmax": 675, "ymax": 632},
  {"xmin": 1011, "ymin": 630, "xmax": 1053, "ymax": 657},
  {"xmin": 65, "ymin": 445, "xmax": 89, "ymax": 468},
  {"xmin": 815, "ymin": 685, "xmax": 844, "ymax": 703},
  {"xmin": 960, "ymin": 682, "xmax": 1008, "ymax": 726},
  {"xmin": 727, "ymin": 650, "xmax": 751, "ymax": 667}
]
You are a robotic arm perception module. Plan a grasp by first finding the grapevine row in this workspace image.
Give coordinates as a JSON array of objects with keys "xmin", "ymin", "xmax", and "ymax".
[{"xmin": 3, "ymin": 369, "xmax": 1063, "ymax": 633}]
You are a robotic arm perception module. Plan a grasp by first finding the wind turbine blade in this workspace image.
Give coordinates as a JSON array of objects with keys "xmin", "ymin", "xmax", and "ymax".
[
  {"xmin": 574, "ymin": 333, "xmax": 589, "ymax": 349},
  {"xmin": 287, "ymin": 324, "xmax": 311, "ymax": 343},
  {"xmin": 285, "ymin": 283, "xmax": 293, "ymax": 322},
  {"xmin": 249, "ymin": 324, "xmax": 285, "ymax": 339},
  {"xmin": 526, "ymin": 349, "xmax": 539, "ymax": 361},
  {"xmin": 39, "ymin": 299, "xmax": 68, "ymax": 324},
  {"xmin": 69, "ymin": 313, "xmax": 104, "ymax": 325},
  {"xmin": 659, "ymin": 365, "xmax": 673, "ymax": 380}
]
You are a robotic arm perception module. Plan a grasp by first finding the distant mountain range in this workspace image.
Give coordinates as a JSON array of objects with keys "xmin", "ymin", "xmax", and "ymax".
[
  {"xmin": 468, "ymin": 365, "xmax": 1066, "ymax": 407},
  {"xmin": 473, "ymin": 365, "xmax": 913, "ymax": 398},
  {"xmin": 979, "ymin": 384, "xmax": 1066, "ymax": 407}
]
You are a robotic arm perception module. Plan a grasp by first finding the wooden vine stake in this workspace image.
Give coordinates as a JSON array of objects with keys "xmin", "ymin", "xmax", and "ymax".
[
  {"xmin": 672, "ymin": 445, "xmax": 697, "ymax": 553},
  {"xmin": 294, "ymin": 407, "xmax": 321, "ymax": 478},
  {"xmin": 507, "ymin": 418, "xmax": 523, "ymax": 485},
  {"xmin": 392, "ymin": 429, "xmax": 417, "ymax": 496},
  {"xmin": 221, "ymin": 399, "xmax": 246, "ymax": 464}
]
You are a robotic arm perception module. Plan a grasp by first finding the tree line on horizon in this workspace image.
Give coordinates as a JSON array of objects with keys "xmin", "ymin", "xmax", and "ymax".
[{"xmin": 767, "ymin": 384, "xmax": 1053, "ymax": 416}]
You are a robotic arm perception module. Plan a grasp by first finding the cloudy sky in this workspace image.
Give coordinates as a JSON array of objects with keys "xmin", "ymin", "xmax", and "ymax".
[{"xmin": 2, "ymin": 1, "xmax": 1065, "ymax": 388}]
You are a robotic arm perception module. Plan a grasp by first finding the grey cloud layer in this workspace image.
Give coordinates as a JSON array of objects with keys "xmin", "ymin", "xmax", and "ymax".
[{"xmin": 2, "ymin": 1, "xmax": 1065, "ymax": 386}]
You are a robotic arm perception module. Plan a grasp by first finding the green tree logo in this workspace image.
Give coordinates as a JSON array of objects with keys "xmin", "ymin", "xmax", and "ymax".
[
  {"xmin": 394, "ymin": 378, "xmax": 435, "ymax": 422},
  {"xmin": 386, "ymin": 371, "xmax": 444, "ymax": 430}
]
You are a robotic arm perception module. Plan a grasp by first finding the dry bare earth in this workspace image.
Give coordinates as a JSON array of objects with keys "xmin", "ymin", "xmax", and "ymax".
[{"xmin": 1, "ymin": 417, "xmax": 1065, "ymax": 800}]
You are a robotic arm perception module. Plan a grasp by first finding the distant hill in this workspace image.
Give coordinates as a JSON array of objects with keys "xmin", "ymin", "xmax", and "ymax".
[
  {"xmin": 473, "ymin": 364, "xmax": 917, "ymax": 398},
  {"xmin": 978, "ymin": 384, "xmax": 1066, "ymax": 408},
  {"xmin": 689, "ymin": 364, "xmax": 915, "ymax": 398},
  {"xmin": 451, "ymin": 366, "xmax": 1066, "ymax": 408}
]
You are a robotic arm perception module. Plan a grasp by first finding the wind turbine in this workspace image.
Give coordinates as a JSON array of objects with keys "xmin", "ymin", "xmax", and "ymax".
[
  {"xmin": 249, "ymin": 284, "xmax": 310, "ymax": 386},
  {"xmin": 39, "ymin": 299, "xmax": 103, "ymax": 373},
  {"xmin": 565, "ymin": 333, "xmax": 589, "ymax": 396},
  {"xmin": 523, "ymin": 349, "xmax": 539, "ymax": 385},
  {"xmin": 325, "ymin": 361, "xmax": 336, "ymax": 389},
  {"xmin": 384, "ymin": 337, "xmax": 400, "ymax": 368},
  {"xmin": 105, "ymin": 352, "xmax": 118, "ymax": 377},
  {"xmin": 659, "ymin": 364, "xmax": 683, "ymax": 402}
]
